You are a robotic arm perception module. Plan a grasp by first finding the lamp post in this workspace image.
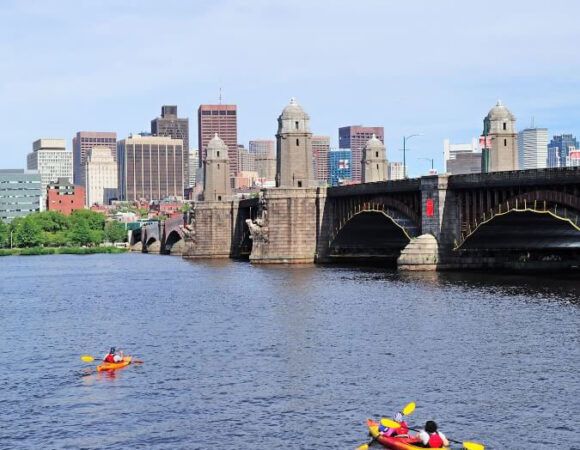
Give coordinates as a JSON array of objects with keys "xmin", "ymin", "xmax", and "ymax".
[
  {"xmin": 401, "ymin": 134, "xmax": 423, "ymax": 178},
  {"xmin": 419, "ymin": 157, "xmax": 435, "ymax": 172}
]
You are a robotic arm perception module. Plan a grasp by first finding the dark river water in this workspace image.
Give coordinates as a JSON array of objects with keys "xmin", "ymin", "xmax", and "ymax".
[{"xmin": 1, "ymin": 254, "xmax": 579, "ymax": 449}]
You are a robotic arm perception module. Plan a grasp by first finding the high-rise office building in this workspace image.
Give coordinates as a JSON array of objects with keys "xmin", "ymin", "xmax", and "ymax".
[
  {"xmin": 446, "ymin": 154, "xmax": 482, "ymax": 175},
  {"xmin": 151, "ymin": 106, "xmax": 189, "ymax": 188},
  {"xmin": 249, "ymin": 140, "xmax": 275, "ymax": 157},
  {"xmin": 547, "ymin": 134, "xmax": 579, "ymax": 168},
  {"xmin": 189, "ymin": 148, "xmax": 199, "ymax": 188},
  {"xmin": 567, "ymin": 148, "xmax": 580, "ymax": 167},
  {"xmin": 198, "ymin": 104, "xmax": 238, "ymax": 177},
  {"xmin": 237, "ymin": 145, "xmax": 256, "ymax": 173},
  {"xmin": 72, "ymin": 132, "xmax": 117, "ymax": 188},
  {"xmin": 443, "ymin": 138, "xmax": 480, "ymax": 173},
  {"xmin": 481, "ymin": 101, "xmax": 518, "ymax": 172},
  {"xmin": 312, "ymin": 135, "xmax": 330, "ymax": 185},
  {"xmin": 27, "ymin": 139, "xmax": 73, "ymax": 210},
  {"xmin": 328, "ymin": 148, "xmax": 352, "ymax": 186},
  {"xmin": 388, "ymin": 162, "xmax": 406, "ymax": 180},
  {"xmin": 338, "ymin": 126, "xmax": 384, "ymax": 183},
  {"xmin": 518, "ymin": 128, "xmax": 548, "ymax": 170},
  {"xmin": 85, "ymin": 147, "xmax": 118, "ymax": 206},
  {"xmin": 0, "ymin": 169, "xmax": 42, "ymax": 222},
  {"xmin": 117, "ymin": 134, "xmax": 184, "ymax": 202}
]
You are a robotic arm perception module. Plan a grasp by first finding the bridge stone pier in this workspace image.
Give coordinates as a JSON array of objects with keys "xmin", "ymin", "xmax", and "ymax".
[{"xmin": 179, "ymin": 167, "xmax": 580, "ymax": 271}]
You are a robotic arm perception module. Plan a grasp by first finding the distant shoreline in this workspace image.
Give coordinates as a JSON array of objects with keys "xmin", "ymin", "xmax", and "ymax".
[{"xmin": 0, "ymin": 247, "xmax": 129, "ymax": 256}]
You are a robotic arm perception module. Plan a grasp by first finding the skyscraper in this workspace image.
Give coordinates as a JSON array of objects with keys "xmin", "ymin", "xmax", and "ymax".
[
  {"xmin": 27, "ymin": 139, "xmax": 73, "ymax": 210},
  {"xmin": 151, "ymin": 106, "xmax": 189, "ymax": 188},
  {"xmin": 547, "ymin": 134, "xmax": 579, "ymax": 168},
  {"xmin": 481, "ymin": 101, "xmax": 518, "ymax": 172},
  {"xmin": 388, "ymin": 162, "xmax": 406, "ymax": 180},
  {"xmin": 249, "ymin": 140, "xmax": 275, "ymax": 157},
  {"xmin": 312, "ymin": 135, "xmax": 330, "ymax": 185},
  {"xmin": 189, "ymin": 148, "xmax": 199, "ymax": 188},
  {"xmin": 518, "ymin": 128, "xmax": 548, "ymax": 170},
  {"xmin": 72, "ymin": 131, "xmax": 117, "ymax": 187},
  {"xmin": 85, "ymin": 147, "xmax": 118, "ymax": 206},
  {"xmin": 237, "ymin": 145, "xmax": 256, "ymax": 173},
  {"xmin": 198, "ymin": 104, "xmax": 238, "ymax": 177},
  {"xmin": 117, "ymin": 134, "xmax": 184, "ymax": 202},
  {"xmin": 443, "ymin": 138, "xmax": 480, "ymax": 173},
  {"xmin": 328, "ymin": 148, "xmax": 352, "ymax": 186},
  {"xmin": 338, "ymin": 126, "xmax": 384, "ymax": 183}
]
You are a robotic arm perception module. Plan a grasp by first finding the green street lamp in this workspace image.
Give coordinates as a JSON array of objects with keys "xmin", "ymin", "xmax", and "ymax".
[
  {"xmin": 401, "ymin": 134, "xmax": 423, "ymax": 178},
  {"xmin": 419, "ymin": 157, "xmax": 435, "ymax": 171}
]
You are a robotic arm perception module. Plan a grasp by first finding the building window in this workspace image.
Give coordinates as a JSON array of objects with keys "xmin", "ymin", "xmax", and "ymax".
[
  {"xmin": 218, "ymin": 195, "xmax": 222, "ymax": 201},
  {"xmin": 377, "ymin": 164, "xmax": 379, "ymax": 170},
  {"xmin": 217, "ymin": 151, "xmax": 220, "ymax": 157},
  {"xmin": 218, "ymin": 163, "xmax": 220, "ymax": 169},
  {"xmin": 297, "ymin": 181, "xmax": 302, "ymax": 187},
  {"xmin": 503, "ymin": 122, "xmax": 507, "ymax": 130},
  {"xmin": 295, "ymin": 121, "xmax": 299, "ymax": 130},
  {"xmin": 504, "ymin": 139, "xmax": 507, "ymax": 146},
  {"xmin": 296, "ymin": 139, "xmax": 299, "ymax": 146},
  {"xmin": 375, "ymin": 151, "xmax": 379, "ymax": 158}
]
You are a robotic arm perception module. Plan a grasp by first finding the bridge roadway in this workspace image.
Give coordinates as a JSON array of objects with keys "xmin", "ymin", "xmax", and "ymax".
[{"xmin": 134, "ymin": 167, "xmax": 580, "ymax": 270}]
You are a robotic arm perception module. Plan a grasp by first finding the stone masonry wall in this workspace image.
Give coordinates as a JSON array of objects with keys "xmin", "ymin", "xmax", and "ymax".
[{"xmin": 182, "ymin": 201, "xmax": 233, "ymax": 258}]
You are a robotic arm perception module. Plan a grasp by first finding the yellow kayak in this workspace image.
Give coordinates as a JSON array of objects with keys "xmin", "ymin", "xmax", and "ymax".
[{"xmin": 97, "ymin": 356, "xmax": 132, "ymax": 372}]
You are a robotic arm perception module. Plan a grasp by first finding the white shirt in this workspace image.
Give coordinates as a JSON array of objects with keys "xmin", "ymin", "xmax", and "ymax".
[
  {"xmin": 113, "ymin": 354, "xmax": 122, "ymax": 362},
  {"xmin": 418, "ymin": 430, "xmax": 447, "ymax": 446}
]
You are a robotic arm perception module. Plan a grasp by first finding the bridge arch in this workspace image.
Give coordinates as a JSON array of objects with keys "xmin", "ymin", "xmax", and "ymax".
[
  {"xmin": 457, "ymin": 190, "xmax": 580, "ymax": 250},
  {"xmin": 164, "ymin": 230, "xmax": 184, "ymax": 255},
  {"xmin": 327, "ymin": 197, "xmax": 421, "ymax": 263}
]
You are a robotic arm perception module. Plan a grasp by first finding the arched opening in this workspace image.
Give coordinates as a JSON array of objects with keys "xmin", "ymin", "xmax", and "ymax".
[
  {"xmin": 459, "ymin": 210, "xmax": 580, "ymax": 268},
  {"xmin": 164, "ymin": 230, "xmax": 183, "ymax": 255},
  {"xmin": 329, "ymin": 211, "xmax": 411, "ymax": 265}
]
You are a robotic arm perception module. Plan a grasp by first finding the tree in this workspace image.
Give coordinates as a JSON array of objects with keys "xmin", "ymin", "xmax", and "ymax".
[
  {"xmin": 68, "ymin": 219, "xmax": 92, "ymax": 246},
  {"xmin": 32, "ymin": 211, "xmax": 69, "ymax": 232},
  {"xmin": 0, "ymin": 220, "xmax": 9, "ymax": 248},
  {"xmin": 14, "ymin": 218, "xmax": 43, "ymax": 248},
  {"xmin": 105, "ymin": 221, "xmax": 127, "ymax": 243},
  {"xmin": 70, "ymin": 210, "xmax": 106, "ymax": 231}
]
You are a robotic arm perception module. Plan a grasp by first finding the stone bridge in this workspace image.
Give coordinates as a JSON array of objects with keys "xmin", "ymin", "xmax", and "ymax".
[
  {"xmin": 130, "ymin": 215, "xmax": 188, "ymax": 255},
  {"xmin": 177, "ymin": 167, "xmax": 580, "ymax": 270}
]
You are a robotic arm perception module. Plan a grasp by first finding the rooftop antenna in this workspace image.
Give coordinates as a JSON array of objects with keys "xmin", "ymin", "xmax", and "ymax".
[
  {"xmin": 531, "ymin": 116, "xmax": 535, "ymax": 128},
  {"xmin": 219, "ymin": 87, "xmax": 222, "ymax": 105}
]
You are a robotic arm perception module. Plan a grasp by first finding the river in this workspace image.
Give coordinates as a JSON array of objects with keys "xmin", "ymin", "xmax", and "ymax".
[{"xmin": 1, "ymin": 254, "xmax": 579, "ymax": 449}]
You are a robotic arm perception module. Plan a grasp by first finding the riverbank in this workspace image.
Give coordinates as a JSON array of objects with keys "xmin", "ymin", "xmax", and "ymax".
[{"xmin": 0, "ymin": 246, "xmax": 129, "ymax": 256}]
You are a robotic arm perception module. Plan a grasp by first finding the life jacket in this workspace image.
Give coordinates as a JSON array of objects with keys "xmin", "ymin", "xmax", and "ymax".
[
  {"xmin": 104, "ymin": 354, "xmax": 116, "ymax": 363},
  {"xmin": 428, "ymin": 432, "xmax": 444, "ymax": 448},
  {"xmin": 395, "ymin": 422, "xmax": 408, "ymax": 436}
]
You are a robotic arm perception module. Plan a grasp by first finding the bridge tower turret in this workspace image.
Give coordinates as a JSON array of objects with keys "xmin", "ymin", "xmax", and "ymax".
[
  {"xmin": 361, "ymin": 134, "xmax": 388, "ymax": 183},
  {"xmin": 203, "ymin": 133, "xmax": 231, "ymax": 201},
  {"xmin": 276, "ymin": 97, "xmax": 315, "ymax": 188},
  {"xmin": 482, "ymin": 100, "xmax": 518, "ymax": 172}
]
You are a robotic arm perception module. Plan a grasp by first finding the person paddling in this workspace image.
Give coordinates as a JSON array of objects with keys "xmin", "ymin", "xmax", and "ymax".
[
  {"xmin": 417, "ymin": 420, "xmax": 449, "ymax": 448},
  {"xmin": 379, "ymin": 412, "xmax": 409, "ymax": 437},
  {"xmin": 103, "ymin": 347, "xmax": 123, "ymax": 363}
]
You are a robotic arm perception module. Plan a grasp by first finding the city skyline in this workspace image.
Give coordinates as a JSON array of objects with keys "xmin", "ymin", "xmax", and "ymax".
[{"xmin": 1, "ymin": 1, "xmax": 580, "ymax": 177}]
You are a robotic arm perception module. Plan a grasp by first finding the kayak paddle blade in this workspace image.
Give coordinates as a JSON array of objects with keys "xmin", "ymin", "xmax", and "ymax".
[
  {"xmin": 402, "ymin": 402, "xmax": 416, "ymax": 416},
  {"xmin": 81, "ymin": 355, "xmax": 95, "ymax": 362},
  {"xmin": 463, "ymin": 442, "xmax": 484, "ymax": 450},
  {"xmin": 380, "ymin": 418, "xmax": 401, "ymax": 429},
  {"xmin": 355, "ymin": 444, "xmax": 369, "ymax": 450}
]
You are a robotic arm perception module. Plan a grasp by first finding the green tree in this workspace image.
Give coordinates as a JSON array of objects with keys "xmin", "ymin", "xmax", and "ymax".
[
  {"xmin": 32, "ymin": 211, "xmax": 70, "ymax": 232},
  {"xmin": 0, "ymin": 220, "xmax": 9, "ymax": 248},
  {"xmin": 68, "ymin": 219, "xmax": 92, "ymax": 246},
  {"xmin": 70, "ymin": 210, "xmax": 106, "ymax": 231},
  {"xmin": 43, "ymin": 230, "xmax": 69, "ymax": 247},
  {"xmin": 14, "ymin": 218, "xmax": 43, "ymax": 248},
  {"xmin": 105, "ymin": 221, "xmax": 127, "ymax": 243}
]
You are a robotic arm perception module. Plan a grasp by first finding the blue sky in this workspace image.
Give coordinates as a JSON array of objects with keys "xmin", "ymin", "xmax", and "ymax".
[{"xmin": 1, "ymin": 0, "xmax": 580, "ymax": 176}]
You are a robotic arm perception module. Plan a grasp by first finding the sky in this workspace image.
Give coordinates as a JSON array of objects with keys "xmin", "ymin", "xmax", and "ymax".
[{"xmin": 1, "ymin": 0, "xmax": 580, "ymax": 177}]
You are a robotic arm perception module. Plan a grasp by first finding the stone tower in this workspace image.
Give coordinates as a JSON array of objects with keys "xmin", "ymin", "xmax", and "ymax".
[
  {"xmin": 276, "ymin": 98, "xmax": 315, "ymax": 188},
  {"xmin": 203, "ymin": 133, "xmax": 231, "ymax": 201},
  {"xmin": 481, "ymin": 100, "xmax": 518, "ymax": 172},
  {"xmin": 361, "ymin": 134, "xmax": 388, "ymax": 183}
]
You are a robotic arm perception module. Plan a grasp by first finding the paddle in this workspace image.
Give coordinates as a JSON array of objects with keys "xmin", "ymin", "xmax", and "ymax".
[
  {"xmin": 379, "ymin": 419, "xmax": 484, "ymax": 450},
  {"xmin": 355, "ymin": 403, "xmax": 415, "ymax": 450},
  {"xmin": 81, "ymin": 355, "xmax": 144, "ymax": 364}
]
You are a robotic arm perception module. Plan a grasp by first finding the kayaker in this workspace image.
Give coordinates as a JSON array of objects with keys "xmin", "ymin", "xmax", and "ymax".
[
  {"xmin": 379, "ymin": 412, "xmax": 409, "ymax": 437},
  {"xmin": 103, "ymin": 347, "xmax": 123, "ymax": 363},
  {"xmin": 416, "ymin": 420, "xmax": 449, "ymax": 448}
]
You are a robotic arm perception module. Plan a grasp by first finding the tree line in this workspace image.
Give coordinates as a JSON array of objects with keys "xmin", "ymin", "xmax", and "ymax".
[{"xmin": 0, "ymin": 210, "xmax": 127, "ymax": 248}]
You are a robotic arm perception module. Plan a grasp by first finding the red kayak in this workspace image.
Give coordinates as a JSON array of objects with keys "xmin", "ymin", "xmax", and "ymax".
[{"xmin": 367, "ymin": 419, "xmax": 448, "ymax": 449}]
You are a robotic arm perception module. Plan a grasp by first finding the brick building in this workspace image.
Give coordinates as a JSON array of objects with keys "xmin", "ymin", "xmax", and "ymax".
[{"xmin": 46, "ymin": 178, "xmax": 85, "ymax": 214}]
